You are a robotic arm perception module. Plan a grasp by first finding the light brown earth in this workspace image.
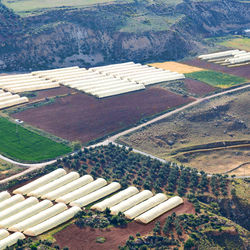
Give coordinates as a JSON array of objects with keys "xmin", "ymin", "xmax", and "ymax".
[{"xmin": 149, "ymin": 61, "xmax": 204, "ymax": 74}]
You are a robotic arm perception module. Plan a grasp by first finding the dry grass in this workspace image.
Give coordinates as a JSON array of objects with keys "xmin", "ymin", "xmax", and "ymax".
[
  {"xmin": 119, "ymin": 90, "xmax": 250, "ymax": 174},
  {"xmin": 149, "ymin": 61, "xmax": 205, "ymax": 73}
]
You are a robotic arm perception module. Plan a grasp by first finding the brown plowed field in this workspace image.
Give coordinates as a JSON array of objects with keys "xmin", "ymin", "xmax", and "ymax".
[
  {"xmin": 55, "ymin": 200, "xmax": 194, "ymax": 250},
  {"xmin": 30, "ymin": 86, "xmax": 74, "ymax": 101},
  {"xmin": 184, "ymin": 78, "xmax": 217, "ymax": 95},
  {"xmin": 183, "ymin": 59, "xmax": 250, "ymax": 79},
  {"xmin": 12, "ymin": 88, "xmax": 195, "ymax": 143}
]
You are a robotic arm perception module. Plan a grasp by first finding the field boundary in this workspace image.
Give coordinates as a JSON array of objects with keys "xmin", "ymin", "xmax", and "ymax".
[{"xmin": 169, "ymin": 140, "xmax": 250, "ymax": 156}]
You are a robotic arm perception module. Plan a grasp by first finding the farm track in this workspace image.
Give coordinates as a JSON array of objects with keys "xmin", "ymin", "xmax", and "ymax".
[{"xmin": 0, "ymin": 83, "xmax": 249, "ymax": 184}]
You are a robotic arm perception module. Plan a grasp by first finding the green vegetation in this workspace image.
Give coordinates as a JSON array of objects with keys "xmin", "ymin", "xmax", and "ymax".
[
  {"xmin": 2, "ymin": 0, "xmax": 133, "ymax": 15},
  {"xmin": 0, "ymin": 159, "xmax": 26, "ymax": 180},
  {"xmin": 218, "ymin": 37, "xmax": 250, "ymax": 51},
  {"xmin": 185, "ymin": 70, "xmax": 247, "ymax": 88},
  {"xmin": 0, "ymin": 117, "xmax": 71, "ymax": 162}
]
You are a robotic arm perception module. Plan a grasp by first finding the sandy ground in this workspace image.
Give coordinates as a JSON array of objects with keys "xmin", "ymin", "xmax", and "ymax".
[{"xmin": 149, "ymin": 61, "xmax": 204, "ymax": 74}]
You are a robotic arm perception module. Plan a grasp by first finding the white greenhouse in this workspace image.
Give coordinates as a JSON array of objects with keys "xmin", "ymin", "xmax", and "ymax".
[
  {"xmin": 0, "ymin": 229, "xmax": 9, "ymax": 240},
  {"xmin": 0, "ymin": 232, "xmax": 25, "ymax": 249},
  {"xmin": 27, "ymin": 172, "xmax": 80, "ymax": 198},
  {"xmin": 56, "ymin": 178, "xmax": 107, "ymax": 204},
  {"xmin": 124, "ymin": 193, "xmax": 168, "ymax": 220},
  {"xmin": 43, "ymin": 175, "xmax": 94, "ymax": 200},
  {"xmin": 0, "ymin": 194, "xmax": 24, "ymax": 212},
  {"xmin": 13, "ymin": 168, "xmax": 67, "ymax": 195},
  {"xmin": 0, "ymin": 200, "xmax": 53, "ymax": 229},
  {"xmin": 0, "ymin": 197, "xmax": 38, "ymax": 222},
  {"xmin": 8, "ymin": 203, "xmax": 68, "ymax": 232},
  {"xmin": 91, "ymin": 186, "xmax": 139, "ymax": 212},
  {"xmin": 0, "ymin": 191, "xmax": 10, "ymax": 203},
  {"xmin": 135, "ymin": 196, "xmax": 184, "ymax": 224},
  {"xmin": 198, "ymin": 50, "xmax": 240, "ymax": 60},
  {"xmin": 70, "ymin": 182, "xmax": 121, "ymax": 208},
  {"xmin": 110, "ymin": 190, "xmax": 153, "ymax": 215},
  {"xmin": 24, "ymin": 207, "xmax": 81, "ymax": 236}
]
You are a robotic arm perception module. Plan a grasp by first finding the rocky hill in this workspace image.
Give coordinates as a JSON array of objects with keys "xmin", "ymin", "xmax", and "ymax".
[{"xmin": 0, "ymin": 0, "xmax": 249, "ymax": 71}]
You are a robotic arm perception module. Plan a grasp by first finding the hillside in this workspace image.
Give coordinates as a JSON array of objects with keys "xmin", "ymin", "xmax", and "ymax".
[{"xmin": 0, "ymin": 0, "xmax": 250, "ymax": 71}]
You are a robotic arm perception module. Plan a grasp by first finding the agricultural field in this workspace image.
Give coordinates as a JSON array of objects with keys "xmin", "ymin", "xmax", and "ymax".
[
  {"xmin": 0, "ymin": 159, "xmax": 26, "ymax": 180},
  {"xmin": 0, "ymin": 117, "xmax": 71, "ymax": 162},
  {"xmin": 12, "ymin": 88, "xmax": 195, "ymax": 144},
  {"xmin": 2, "ymin": 0, "xmax": 133, "ymax": 15},
  {"xmin": 183, "ymin": 58, "xmax": 250, "ymax": 79},
  {"xmin": 118, "ymin": 90, "xmax": 250, "ymax": 175},
  {"xmin": 2, "ymin": 144, "xmax": 248, "ymax": 249},
  {"xmin": 149, "ymin": 61, "xmax": 204, "ymax": 74},
  {"xmin": 217, "ymin": 37, "xmax": 250, "ymax": 51},
  {"xmin": 156, "ymin": 79, "xmax": 217, "ymax": 98},
  {"xmin": 185, "ymin": 70, "xmax": 247, "ymax": 88}
]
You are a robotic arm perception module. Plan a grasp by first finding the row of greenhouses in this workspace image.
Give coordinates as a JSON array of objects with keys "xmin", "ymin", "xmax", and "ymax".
[
  {"xmin": 198, "ymin": 49, "xmax": 250, "ymax": 66},
  {"xmin": 91, "ymin": 62, "xmax": 185, "ymax": 86},
  {"xmin": 0, "ymin": 169, "xmax": 184, "ymax": 240},
  {"xmin": 0, "ymin": 73, "xmax": 60, "ymax": 93},
  {"xmin": 33, "ymin": 65, "xmax": 145, "ymax": 98},
  {"xmin": 0, "ymin": 90, "xmax": 28, "ymax": 110}
]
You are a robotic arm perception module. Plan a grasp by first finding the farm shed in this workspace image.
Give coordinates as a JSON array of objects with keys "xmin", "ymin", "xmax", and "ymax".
[
  {"xmin": 0, "ymin": 200, "xmax": 53, "ymax": 229},
  {"xmin": 198, "ymin": 50, "xmax": 240, "ymax": 60},
  {"xmin": 0, "ymin": 232, "xmax": 25, "ymax": 250},
  {"xmin": 95, "ymin": 84, "xmax": 145, "ymax": 98},
  {"xmin": 226, "ymin": 54, "xmax": 250, "ymax": 64},
  {"xmin": 23, "ymin": 207, "xmax": 81, "ymax": 236},
  {"xmin": 28, "ymin": 172, "xmax": 80, "ymax": 198},
  {"xmin": 91, "ymin": 186, "xmax": 139, "ymax": 212},
  {"xmin": 0, "ymin": 229, "xmax": 9, "ymax": 240},
  {"xmin": 9, "ymin": 83, "xmax": 60, "ymax": 93},
  {"xmin": 0, "ymin": 191, "xmax": 10, "ymax": 203},
  {"xmin": 13, "ymin": 168, "xmax": 67, "ymax": 195},
  {"xmin": 0, "ymin": 194, "xmax": 25, "ymax": 212},
  {"xmin": 0, "ymin": 197, "xmax": 38, "ymax": 222},
  {"xmin": 110, "ymin": 190, "xmax": 153, "ymax": 215},
  {"xmin": 0, "ymin": 97, "xmax": 29, "ymax": 110},
  {"xmin": 32, "ymin": 66, "xmax": 80, "ymax": 75},
  {"xmin": 124, "ymin": 193, "xmax": 168, "ymax": 219},
  {"xmin": 135, "ymin": 196, "xmax": 184, "ymax": 224},
  {"xmin": 0, "ymin": 92, "xmax": 11, "ymax": 97},
  {"xmin": 56, "ymin": 178, "xmax": 107, "ymax": 204},
  {"xmin": 9, "ymin": 203, "xmax": 67, "ymax": 233},
  {"xmin": 70, "ymin": 182, "xmax": 121, "ymax": 208},
  {"xmin": 43, "ymin": 175, "xmax": 94, "ymax": 201}
]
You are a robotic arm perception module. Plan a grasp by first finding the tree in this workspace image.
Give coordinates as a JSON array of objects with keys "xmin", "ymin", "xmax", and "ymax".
[
  {"xmin": 72, "ymin": 141, "xmax": 82, "ymax": 151},
  {"xmin": 184, "ymin": 239, "xmax": 195, "ymax": 249}
]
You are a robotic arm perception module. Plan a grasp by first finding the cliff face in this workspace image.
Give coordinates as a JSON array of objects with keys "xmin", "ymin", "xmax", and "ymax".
[{"xmin": 0, "ymin": 0, "xmax": 249, "ymax": 71}]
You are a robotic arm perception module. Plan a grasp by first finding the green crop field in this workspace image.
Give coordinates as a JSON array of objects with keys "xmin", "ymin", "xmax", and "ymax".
[
  {"xmin": 0, "ymin": 117, "xmax": 71, "ymax": 162},
  {"xmin": 185, "ymin": 70, "xmax": 248, "ymax": 88},
  {"xmin": 218, "ymin": 37, "xmax": 250, "ymax": 51},
  {"xmin": 2, "ymin": 0, "xmax": 133, "ymax": 15}
]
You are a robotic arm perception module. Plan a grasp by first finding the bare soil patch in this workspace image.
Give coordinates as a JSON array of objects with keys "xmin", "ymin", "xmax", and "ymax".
[
  {"xmin": 12, "ymin": 88, "xmax": 194, "ymax": 144},
  {"xmin": 29, "ymin": 86, "xmax": 74, "ymax": 101},
  {"xmin": 183, "ymin": 59, "xmax": 250, "ymax": 79},
  {"xmin": 173, "ymin": 147, "xmax": 250, "ymax": 176},
  {"xmin": 184, "ymin": 78, "xmax": 217, "ymax": 96},
  {"xmin": 54, "ymin": 200, "xmax": 194, "ymax": 250}
]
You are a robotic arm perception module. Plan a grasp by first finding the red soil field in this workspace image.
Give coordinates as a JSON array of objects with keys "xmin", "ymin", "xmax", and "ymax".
[
  {"xmin": 29, "ymin": 86, "xmax": 74, "ymax": 101},
  {"xmin": 12, "ymin": 88, "xmax": 195, "ymax": 143},
  {"xmin": 183, "ymin": 59, "xmax": 250, "ymax": 79},
  {"xmin": 184, "ymin": 78, "xmax": 217, "ymax": 96},
  {"xmin": 55, "ymin": 200, "xmax": 195, "ymax": 250}
]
